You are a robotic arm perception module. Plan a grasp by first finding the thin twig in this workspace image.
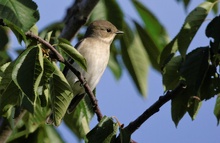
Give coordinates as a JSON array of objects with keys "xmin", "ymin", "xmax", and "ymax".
[{"xmin": 25, "ymin": 31, "xmax": 103, "ymax": 121}]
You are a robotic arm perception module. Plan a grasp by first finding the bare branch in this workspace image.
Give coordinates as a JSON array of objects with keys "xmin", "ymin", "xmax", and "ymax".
[
  {"xmin": 60, "ymin": 0, "xmax": 100, "ymax": 40},
  {"xmin": 116, "ymin": 83, "xmax": 186, "ymax": 142},
  {"xmin": 25, "ymin": 31, "xmax": 103, "ymax": 121}
]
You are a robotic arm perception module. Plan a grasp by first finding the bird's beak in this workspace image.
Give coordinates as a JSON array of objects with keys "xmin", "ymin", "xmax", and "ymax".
[{"xmin": 115, "ymin": 30, "xmax": 124, "ymax": 34}]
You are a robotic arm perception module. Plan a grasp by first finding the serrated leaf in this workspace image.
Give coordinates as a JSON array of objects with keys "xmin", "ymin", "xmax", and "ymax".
[
  {"xmin": 38, "ymin": 58, "xmax": 55, "ymax": 107},
  {"xmin": 64, "ymin": 95, "xmax": 94, "ymax": 139},
  {"xmin": 163, "ymin": 56, "xmax": 182, "ymax": 90},
  {"xmin": 132, "ymin": 0, "xmax": 169, "ymax": 50},
  {"xmin": 49, "ymin": 63, "xmax": 73, "ymax": 126},
  {"xmin": 160, "ymin": 1, "xmax": 215, "ymax": 68},
  {"xmin": 58, "ymin": 39, "xmax": 87, "ymax": 71},
  {"xmin": 86, "ymin": 116, "xmax": 118, "ymax": 143},
  {"xmin": 0, "ymin": 62, "xmax": 21, "ymax": 117},
  {"xmin": 0, "ymin": 0, "xmax": 39, "ymax": 32},
  {"xmin": 120, "ymin": 23, "xmax": 149, "ymax": 97},
  {"xmin": 12, "ymin": 46, "xmax": 44, "ymax": 111},
  {"xmin": 214, "ymin": 95, "xmax": 220, "ymax": 125},
  {"xmin": 134, "ymin": 21, "xmax": 161, "ymax": 71}
]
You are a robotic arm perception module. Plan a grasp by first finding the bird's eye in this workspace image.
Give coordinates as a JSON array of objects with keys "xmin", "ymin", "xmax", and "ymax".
[{"xmin": 107, "ymin": 28, "xmax": 111, "ymax": 32}]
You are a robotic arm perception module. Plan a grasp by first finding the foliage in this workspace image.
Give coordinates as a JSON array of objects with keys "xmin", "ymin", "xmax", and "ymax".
[{"xmin": 0, "ymin": 0, "xmax": 220, "ymax": 142}]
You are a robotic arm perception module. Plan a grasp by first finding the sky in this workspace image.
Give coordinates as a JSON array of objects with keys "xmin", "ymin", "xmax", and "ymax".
[{"xmin": 12, "ymin": 0, "xmax": 220, "ymax": 143}]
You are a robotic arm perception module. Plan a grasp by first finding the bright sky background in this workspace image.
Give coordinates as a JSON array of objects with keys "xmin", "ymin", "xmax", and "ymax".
[{"xmin": 12, "ymin": 0, "xmax": 220, "ymax": 143}]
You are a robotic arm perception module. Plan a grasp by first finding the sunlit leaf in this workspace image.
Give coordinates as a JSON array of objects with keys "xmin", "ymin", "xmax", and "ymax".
[
  {"xmin": 132, "ymin": 0, "xmax": 169, "ymax": 50},
  {"xmin": 86, "ymin": 116, "xmax": 118, "ymax": 143},
  {"xmin": 120, "ymin": 23, "xmax": 149, "ymax": 97},
  {"xmin": 0, "ymin": 0, "xmax": 39, "ymax": 32},
  {"xmin": 163, "ymin": 56, "xmax": 182, "ymax": 90},
  {"xmin": 0, "ymin": 62, "xmax": 21, "ymax": 117},
  {"xmin": 48, "ymin": 63, "xmax": 73, "ymax": 126},
  {"xmin": 12, "ymin": 46, "xmax": 44, "ymax": 112},
  {"xmin": 23, "ymin": 100, "xmax": 50, "ymax": 133},
  {"xmin": 64, "ymin": 95, "xmax": 94, "ymax": 139},
  {"xmin": 134, "ymin": 21, "xmax": 160, "ymax": 71},
  {"xmin": 160, "ymin": 2, "xmax": 215, "ymax": 68},
  {"xmin": 58, "ymin": 38, "xmax": 87, "ymax": 71}
]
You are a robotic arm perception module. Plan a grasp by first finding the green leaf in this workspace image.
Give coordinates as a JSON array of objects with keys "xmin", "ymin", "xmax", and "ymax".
[
  {"xmin": 0, "ymin": 0, "xmax": 39, "ymax": 32},
  {"xmin": 187, "ymin": 97, "xmax": 202, "ymax": 120},
  {"xmin": 0, "ymin": 51, "xmax": 11, "ymax": 66},
  {"xmin": 23, "ymin": 100, "xmax": 50, "ymax": 133},
  {"xmin": 103, "ymin": 0, "xmax": 124, "ymax": 30},
  {"xmin": 86, "ymin": 116, "xmax": 118, "ymax": 143},
  {"xmin": 0, "ymin": 26, "xmax": 9, "ymax": 50},
  {"xmin": 205, "ymin": 15, "xmax": 220, "ymax": 54},
  {"xmin": 171, "ymin": 88, "xmax": 188, "ymax": 126},
  {"xmin": 200, "ymin": 65, "xmax": 220, "ymax": 100},
  {"xmin": 134, "ymin": 21, "xmax": 161, "ymax": 71},
  {"xmin": 171, "ymin": 47, "xmax": 210, "ymax": 125},
  {"xmin": 120, "ymin": 22, "xmax": 149, "ymax": 97},
  {"xmin": 48, "ymin": 63, "xmax": 74, "ymax": 126},
  {"xmin": 0, "ymin": 62, "xmax": 21, "ymax": 117},
  {"xmin": 214, "ymin": 96, "xmax": 220, "ymax": 125},
  {"xmin": 58, "ymin": 39, "xmax": 87, "ymax": 71},
  {"xmin": 108, "ymin": 44, "xmax": 122, "ymax": 80},
  {"xmin": 162, "ymin": 56, "xmax": 182, "ymax": 90},
  {"xmin": 12, "ymin": 46, "xmax": 44, "ymax": 112},
  {"xmin": 90, "ymin": 0, "xmax": 106, "ymax": 21},
  {"xmin": 64, "ymin": 95, "xmax": 94, "ymax": 139},
  {"xmin": 160, "ymin": 1, "xmax": 215, "ymax": 68},
  {"xmin": 132, "ymin": 0, "xmax": 169, "ymax": 50},
  {"xmin": 119, "ymin": 128, "xmax": 131, "ymax": 143},
  {"xmin": 39, "ymin": 58, "xmax": 56, "ymax": 107},
  {"xmin": 180, "ymin": 47, "xmax": 209, "ymax": 95}
]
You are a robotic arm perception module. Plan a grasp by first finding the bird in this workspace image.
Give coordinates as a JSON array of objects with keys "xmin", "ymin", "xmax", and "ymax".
[{"xmin": 63, "ymin": 20, "xmax": 123, "ymax": 113}]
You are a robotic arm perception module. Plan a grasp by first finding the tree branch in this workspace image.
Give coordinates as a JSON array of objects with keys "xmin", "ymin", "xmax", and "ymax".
[
  {"xmin": 116, "ymin": 83, "xmax": 186, "ymax": 142},
  {"xmin": 25, "ymin": 31, "xmax": 103, "ymax": 121},
  {"xmin": 59, "ymin": 0, "xmax": 100, "ymax": 40},
  {"xmin": 0, "ymin": 110, "xmax": 26, "ymax": 143}
]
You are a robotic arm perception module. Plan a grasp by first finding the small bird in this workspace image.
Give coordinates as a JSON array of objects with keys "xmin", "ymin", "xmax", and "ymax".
[{"xmin": 64, "ymin": 20, "xmax": 123, "ymax": 113}]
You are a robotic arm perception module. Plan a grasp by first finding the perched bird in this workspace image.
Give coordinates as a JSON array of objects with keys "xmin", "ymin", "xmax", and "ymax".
[{"xmin": 64, "ymin": 20, "xmax": 123, "ymax": 113}]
